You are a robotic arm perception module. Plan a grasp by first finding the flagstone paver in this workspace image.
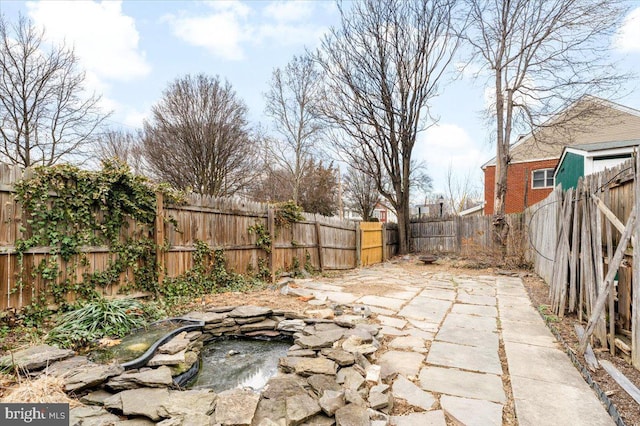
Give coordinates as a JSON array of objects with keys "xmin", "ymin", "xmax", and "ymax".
[
  {"xmin": 418, "ymin": 366, "xmax": 507, "ymax": 404},
  {"xmin": 268, "ymin": 263, "xmax": 615, "ymax": 425},
  {"xmin": 390, "ymin": 410, "xmax": 446, "ymax": 426},
  {"xmin": 450, "ymin": 303, "xmax": 497, "ymax": 317},
  {"xmin": 440, "ymin": 395, "xmax": 503, "ymax": 426},
  {"xmin": 427, "ymin": 340, "xmax": 502, "ymax": 375},
  {"xmin": 377, "ymin": 350, "xmax": 425, "ymax": 379},
  {"xmin": 355, "ymin": 295, "xmax": 406, "ymax": 311},
  {"xmin": 388, "ymin": 335, "xmax": 427, "ymax": 353},
  {"xmin": 376, "ymin": 315, "xmax": 407, "ymax": 329}
]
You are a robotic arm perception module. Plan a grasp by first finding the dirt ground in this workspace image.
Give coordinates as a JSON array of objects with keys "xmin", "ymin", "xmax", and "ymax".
[
  {"xmin": 1, "ymin": 256, "xmax": 638, "ymax": 425},
  {"xmin": 522, "ymin": 272, "xmax": 640, "ymax": 426},
  {"xmin": 193, "ymin": 257, "xmax": 639, "ymax": 425}
]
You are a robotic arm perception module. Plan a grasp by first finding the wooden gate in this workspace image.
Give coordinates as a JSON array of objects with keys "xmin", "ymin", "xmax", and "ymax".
[{"xmin": 360, "ymin": 222, "xmax": 383, "ymax": 266}]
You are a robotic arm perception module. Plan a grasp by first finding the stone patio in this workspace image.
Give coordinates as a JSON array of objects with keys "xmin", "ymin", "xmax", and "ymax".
[{"xmin": 0, "ymin": 261, "xmax": 617, "ymax": 425}]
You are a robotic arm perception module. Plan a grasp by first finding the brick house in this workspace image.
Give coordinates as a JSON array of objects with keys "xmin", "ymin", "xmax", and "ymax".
[{"xmin": 482, "ymin": 97, "xmax": 640, "ymax": 214}]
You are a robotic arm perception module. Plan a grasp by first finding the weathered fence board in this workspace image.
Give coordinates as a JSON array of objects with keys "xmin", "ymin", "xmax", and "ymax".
[{"xmin": 0, "ymin": 165, "xmax": 365, "ymax": 310}]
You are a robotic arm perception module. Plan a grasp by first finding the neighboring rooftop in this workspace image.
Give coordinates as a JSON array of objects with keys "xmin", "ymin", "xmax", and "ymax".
[{"xmin": 568, "ymin": 139, "xmax": 640, "ymax": 152}]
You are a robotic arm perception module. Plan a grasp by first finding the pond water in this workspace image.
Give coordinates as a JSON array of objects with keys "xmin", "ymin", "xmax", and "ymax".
[
  {"xmin": 89, "ymin": 322, "xmax": 181, "ymax": 365},
  {"xmin": 187, "ymin": 338, "xmax": 291, "ymax": 392}
]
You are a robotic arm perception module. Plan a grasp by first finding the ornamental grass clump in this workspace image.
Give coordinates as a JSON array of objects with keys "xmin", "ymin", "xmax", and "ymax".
[{"xmin": 46, "ymin": 298, "xmax": 151, "ymax": 349}]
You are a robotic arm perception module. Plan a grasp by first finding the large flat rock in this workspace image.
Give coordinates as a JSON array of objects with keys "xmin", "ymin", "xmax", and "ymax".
[
  {"xmin": 104, "ymin": 387, "xmax": 170, "ymax": 421},
  {"xmin": 388, "ymin": 336, "xmax": 427, "ymax": 353},
  {"xmin": 356, "ymin": 295, "xmax": 406, "ymax": 311},
  {"xmin": 294, "ymin": 357, "xmax": 338, "ymax": 377},
  {"xmin": 229, "ymin": 305, "xmax": 273, "ymax": 318},
  {"xmin": 435, "ymin": 324, "xmax": 499, "ymax": 350},
  {"xmin": 418, "ymin": 288, "xmax": 456, "ymax": 301},
  {"xmin": 214, "ymin": 388, "xmax": 260, "ymax": 425},
  {"xmin": 69, "ymin": 406, "xmax": 121, "ymax": 425},
  {"xmin": 161, "ymin": 389, "xmax": 217, "ymax": 417},
  {"xmin": 450, "ymin": 303, "xmax": 497, "ymax": 317},
  {"xmin": 440, "ymin": 313, "xmax": 496, "ymax": 332},
  {"xmin": 286, "ymin": 393, "xmax": 321, "ymax": 425},
  {"xmin": 418, "ymin": 366, "xmax": 506, "ymax": 404},
  {"xmin": 0, "ymin": 344, "xmax": 74, "ymax": 372},
  {"xmin": 510, "ymin": 375, "xmax": 614, "ymax": 426},
  {"xmin": 378, "ymin": 351, "xmax": 424, "ymax": 379},
  {"xmin": 456, "ymin": 293, "xmax": 496, "ymax": 306},
  {"xmin": 504, "ymin": 341, "xmax": 586, "ymax": 388},
  {"xmin": 391, "ymin": 375, "xmax": 436, "ymax": 411},
  {"xmin": 377, "ymin": 315, "xmax": 407, "ymax": 329},
  {"xmin": 398, "ymin": 298, "xmax": 451, "ymax": 323},
  {"xmin": 440, "ymin": 394, "xmax": 502, "ymax": 426},
  {"xmin": 334, "ymin": 403, "xmax": 369, "ymax": 426},
  {"xmin": 390, "ymin": 410, "xmax": 446, "ymax": 426},
  {"xmin": 427, "ymin": 341, "xmax": 502, "ymax": 375},
  {"xmin": 63, "ymin": 363, "xmax": 124, "ymax": 393},
  {"xmin": 184, "ymin": 311, "xmax": 228, "ymax": 324},
  {"xmin": 106, "ymin": 366, "xmax": 174, "ymax": 391}
]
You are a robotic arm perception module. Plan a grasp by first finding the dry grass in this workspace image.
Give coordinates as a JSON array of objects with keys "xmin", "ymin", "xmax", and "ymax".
[{"xmin": 0, "ymin": 372, "xmax": 81, "ymax": 407}]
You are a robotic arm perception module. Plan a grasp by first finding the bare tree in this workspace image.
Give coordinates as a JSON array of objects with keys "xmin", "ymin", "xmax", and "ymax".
[
  {"xmin": 142, "ymin": 74, "xmax": 258, "ymax": 196},
  {"xmin": 249, "ymin": 160, "xmax": 339, "ymax": 216},
  {"xmin": 0, "ymin": 15, "xmax": 107, "ymax": 167},
  {"xmin": 97, "ymin": 129, "xmax": 146, "ymax": 175},
  {"xmin": 315, "ymin": 0, "xmax": 459, "ymax": 254},
  {"xmin": 444, "ymin": 163, "xmax": 481, "ymax": 215},
  {"xmin": 264, "ymin": 54, "xmax": 323, "ymax": 204},
  {"xmin": 343, "ymin": 166, "xmax": 379, "ymax": 221},
  {"xmin": 464, "ymin": 0, "xmax": 629, "ymax": 243}
]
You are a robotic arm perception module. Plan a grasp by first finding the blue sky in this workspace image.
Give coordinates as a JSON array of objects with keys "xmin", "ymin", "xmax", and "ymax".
[{"xmin": 0, "ymin": 0, "xmax": 639, "ymax": 197}]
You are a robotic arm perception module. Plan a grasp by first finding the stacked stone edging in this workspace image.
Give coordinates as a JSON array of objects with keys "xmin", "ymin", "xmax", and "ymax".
[{"xmin": 1, "ymin": 304, "xmax": 393, "ymax": 425}]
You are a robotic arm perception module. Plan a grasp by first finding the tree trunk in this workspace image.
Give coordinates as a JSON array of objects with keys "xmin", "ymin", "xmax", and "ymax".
[{"xmin": 397, "ymin": 207, "xmax": 408, "ymax": 254}]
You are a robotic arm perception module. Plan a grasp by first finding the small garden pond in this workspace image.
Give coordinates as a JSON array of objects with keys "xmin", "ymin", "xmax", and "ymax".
[
  {"xmin": 187, "ymin": 338, "xmax": 291, "ymax": 392},
  {"xmin": 88, "ymin": 319, "xmax": 202, "ymax": 367}
]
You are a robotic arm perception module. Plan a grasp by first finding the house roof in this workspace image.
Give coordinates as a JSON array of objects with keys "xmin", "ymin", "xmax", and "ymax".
[
  {"xmin": 458, "ymin": 204, "xmax": 484, "ymax": 216},
  {"xmin": 482, "ymin": 96, "xmax": 640, "ymax": 169},
  {"xmin": 554, "ymin": 139, "xmax": 640, "ymax": 179},
  {"xmin": 568, "ymin": 139, "xmax": 640, "ymax": 153}
]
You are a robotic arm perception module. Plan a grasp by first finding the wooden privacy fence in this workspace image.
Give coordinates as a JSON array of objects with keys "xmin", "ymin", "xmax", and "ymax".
[
  {"xmin": 526, "ymin": 159, "xmax": 639, "ymax": 368},
  {"xmin": 161, "ymin": 194, "xmax": 362, "ymax": 280},
  {"xmin": 409, "ymin": 214, "xmax": 525, "ymax": 258},
  {"xmin": 0, "ymin": 162, "xmax": 394, "ymax": 311}
]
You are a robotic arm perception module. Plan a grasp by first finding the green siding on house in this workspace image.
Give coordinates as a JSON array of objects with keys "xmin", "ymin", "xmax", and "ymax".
[{"xmin": 555, "ymin": 152, "xmax": 584, "ymax": 189}]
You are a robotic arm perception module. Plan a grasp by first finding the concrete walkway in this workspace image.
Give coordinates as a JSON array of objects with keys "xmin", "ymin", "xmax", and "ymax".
[{"xmin": 293, "ymin": 262, "xmax": 613, "ymax": 426}]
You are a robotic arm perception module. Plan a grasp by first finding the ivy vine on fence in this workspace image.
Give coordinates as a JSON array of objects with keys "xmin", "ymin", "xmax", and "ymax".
[{"xmin": 13, "ymin": 160, "xmax": 181, "ymax": 319}]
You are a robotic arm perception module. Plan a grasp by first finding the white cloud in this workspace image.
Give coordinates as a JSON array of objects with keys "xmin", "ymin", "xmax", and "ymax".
[
  {"xmin": 167, "ymin": 1, "xmax": 328, "ymax": 61},
  {"xmin": 166, "ymin": 5, "xmax": 249, "ymax": 61},
  {"xmin": 26, "ymin": 1, "xmax": 150, "ymax": 81},
  {"xmin": 122, "ymin": 108, "xmax": 150, "ymax": 129},
  {"xmin": 415, "ymin": 123, "xmax": 487, "ymax": 192},
  {"xmin": 615, "ymin": 7, "xmax": 640, "ymax": 53},
  {"xmin": 263, "ymin": 1, "xmax": 313, "ymax": 22}
]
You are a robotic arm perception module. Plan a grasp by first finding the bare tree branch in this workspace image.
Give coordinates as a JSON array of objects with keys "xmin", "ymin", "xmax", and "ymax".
[
  {"xmin": 343, "ymin": 166, "xmax": 380, "ymax": 221},
  {"xmin": 141, "ymin": 74, "xmax": 258, "ymax": 196},
  {"xmin": 97, "ymin": 129, "xmax": 146, "ymax": 176},
  {"xmin": 264, "ymin": 54, "xmax": 323, "ymax": 204},
  {"xmin": 464, "ymin": 0, "xmax": 630, "ymax": 245},
  {"xmin": 314, "ymin": 0, "xmax": 460, "ymax": 253},
  {"xmin": 0, "ymin": 15, "xmax": 108, "ymax": 167}
]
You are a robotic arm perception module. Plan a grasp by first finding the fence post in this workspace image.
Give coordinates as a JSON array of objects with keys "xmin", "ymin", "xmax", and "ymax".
[
  {"xmin": 382, "ymin": 223, "xmax": 388, "ymax": 261},
  {"xmin": 155, "ymin": 192, "xmax": 165, "ymax": 290},
  {"xmin": 633, "ymin": 153, "xmax": 640, "ymax": 368},
  {"xmin": 355, "ymin": 224, "xmax": 362, "ymax": 267},
  {"xmin": 267, "ymin": 207, "xmax": 276, "ymax": 283},
  {"xmin": 315, "ymin": 221, "xmax": 324, "ymax": 272}
]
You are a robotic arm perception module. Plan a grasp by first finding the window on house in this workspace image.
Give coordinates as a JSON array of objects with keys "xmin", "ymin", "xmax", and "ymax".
[{"xmin": 532, "ymin": 169, "xmax": 554, "ymax": 188}]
